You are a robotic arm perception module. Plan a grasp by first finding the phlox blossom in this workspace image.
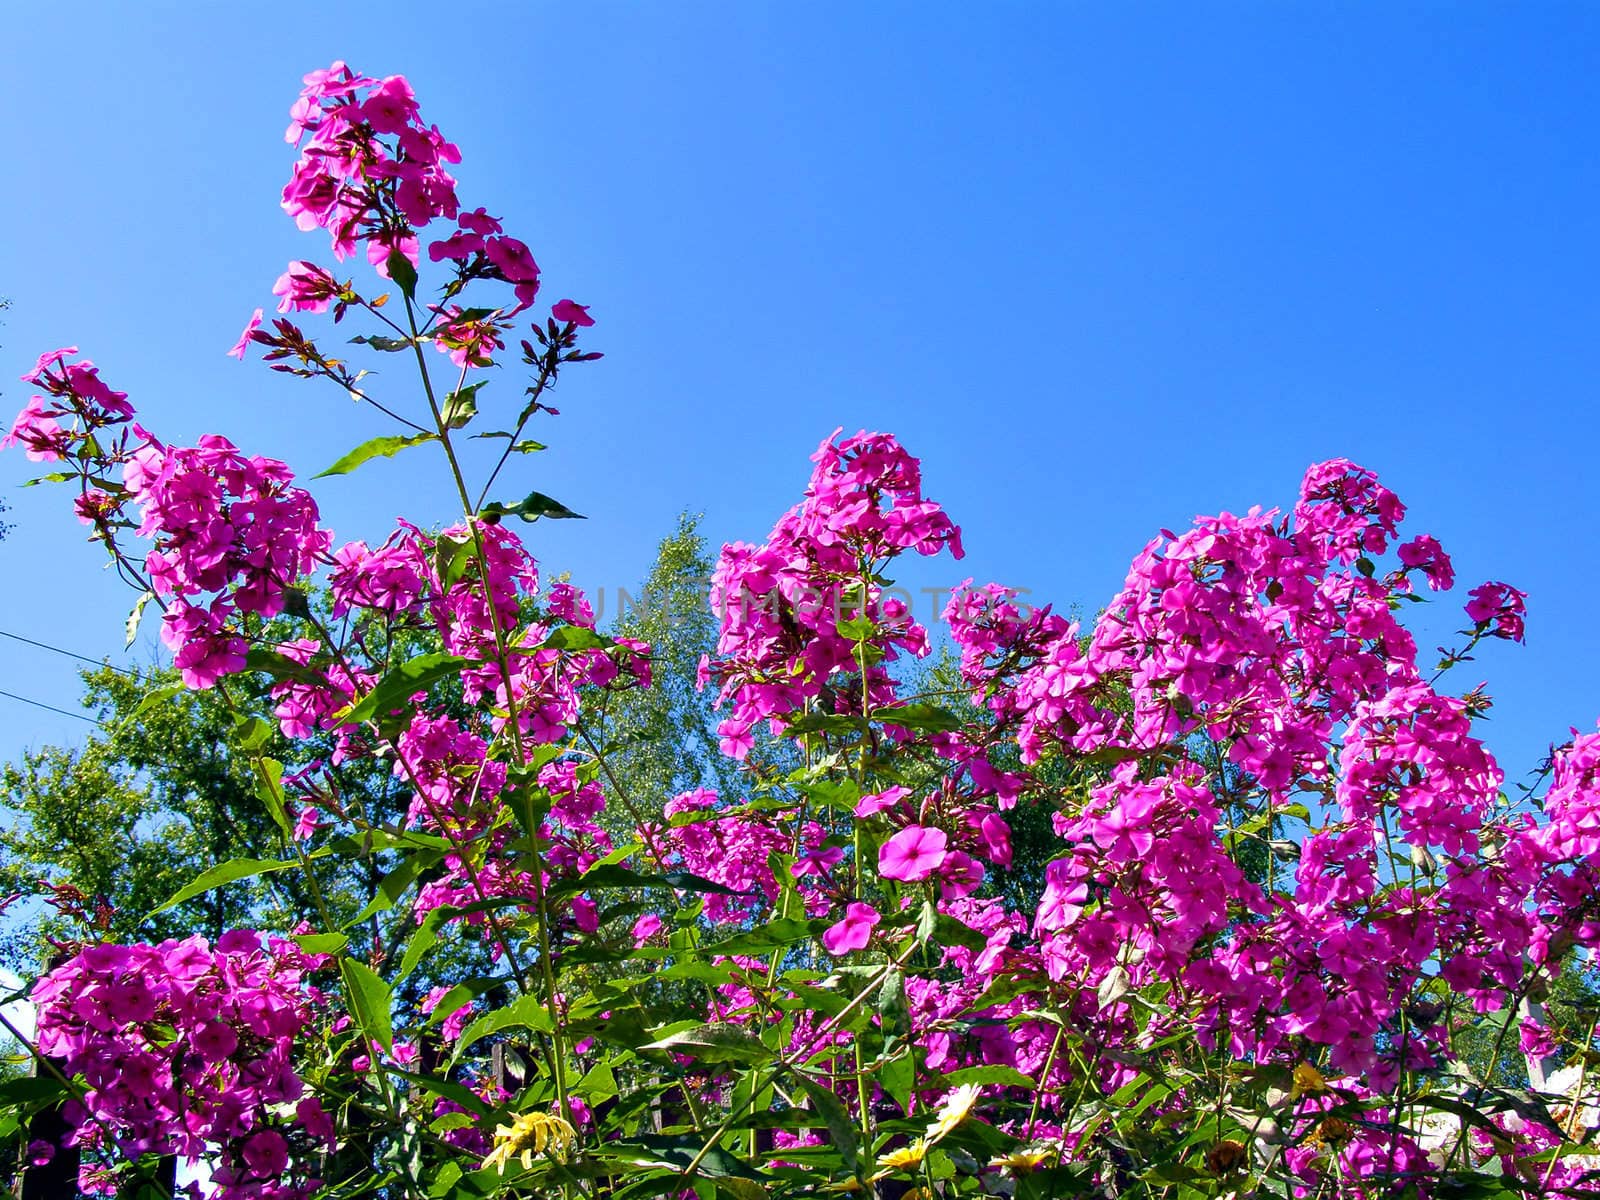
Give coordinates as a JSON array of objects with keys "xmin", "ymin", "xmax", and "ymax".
[
  {"xmin": 822, "ymin": 902, "xmax": 880, "ymax": 955},
  {"xmin": 880, "ymin": 825, "xmax": 948, "ymax": 882}
]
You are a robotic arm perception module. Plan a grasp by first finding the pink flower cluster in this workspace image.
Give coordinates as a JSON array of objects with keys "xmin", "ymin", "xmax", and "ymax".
[
  {"xmin": 2, "ymin": 348, "xmax": 333, "ymax": 690},
  {"xmin": 702, "ymin": 428, "xmax": 962, "ymax": 758},
  {"xmin": 282, "ymin": 63, "xmax": 459, "ymax": 272},
  {"xmin": 2, "ymin": 348, "xmax": 131, "ymax": 462},
  {"xmin": 31, "ymin": 933, "xmax": 331, "ymax": 1199},
  {"xmin": 686, "ymin": 441, "xmax": 1600, "ymax": 1189},
  {"xmin": 128, "ymin": 435, "xmax": 331, "ymax": 689},
  {"xmin": 267, "ymin": 59, "xmax": 564, "ymax": 348}
]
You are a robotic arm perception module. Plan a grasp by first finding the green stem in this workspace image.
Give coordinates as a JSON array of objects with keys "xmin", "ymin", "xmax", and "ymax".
[
  {"xmin": 402, "ymin": 294, "xmax": 573, "ymax": 1129},
  {"xmin": 680, "ymin": 944, "xmax": 919, "ymax": 1187}
]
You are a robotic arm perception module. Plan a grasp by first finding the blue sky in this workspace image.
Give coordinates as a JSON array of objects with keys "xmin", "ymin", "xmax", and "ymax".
[{"xmin": 1, "ymin": 4, "xmax": 1595, "ymax": 780}]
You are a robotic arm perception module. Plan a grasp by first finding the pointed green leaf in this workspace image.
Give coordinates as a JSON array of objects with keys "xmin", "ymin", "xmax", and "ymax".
[
  {"xmin": 442, "ymin": 383, "xmax": 484, "ymax": 430},
  {"xmin": 943, "ymin": 1064, "xmax": 1037, "ymax": 1089},
  {"xmin": 245, "ymin": 647, "xmax": 329, "ymax": 687},
  {"xmin": 386, "ymin": 250, "xmax": 418, "ymax": 300},
  {"xmin": 421, "ymin": 977, "xmax": 508, "ymax": 1031},
  {"xmin": 292, "ymin": 932, "xmax": 349, "ymax": 956},
  {"xmin": 349, "ymin": 334, "xmax": 414, "ymax": 352},
  {"xmin": 314, "ymin": 432, "xmax": 437, "ymax": 479},
  {"xmin": 451, "ymin": 993, "xmax": 555, "ymax": 1059},
  {"xmin": 792, "ymin": 1076, "xmax": 860, "ymax": 1173},
  {"xmin": 540, "ymin": 626, "xmax": 611, "ymax": 652},
  {"xmin": 342, "ymin": 957, "xmax": 395, "ymax": 1052},
  {"xmin": 253, "ymin": 757, "xmax": 292, "ymax": 837},
  {"xmin": 345, "ymin": 849, "xmax": 444, "ymax": 929},
  {"xmin": 641, "ymin": 1022, "xmax": 771, "ymax": 1065},
  {"xmin": 878, "ymin": 703, "xmax": 965, "ymax": 733},
  {"xmin": 151, "ymin": 857, "xmax": 303, "ymax": 915},
  {"xmin": 125, "ymin": 590, "xmax": 155, "ymax": 648},
  {"xmin": 481, "ymin": 491, "xmax": 586, "ymax": 522},
  {"xmin": 338, "ymin": 653, "xmax": 471, "ymax": 726},
  {"xmin": 704, "ymin": 917, "xmax": 825, "ymax": 956},
  {"xmin": 547, "ymin": 863, "xmax": 744, "ymax": 900},
  {"xmin": 114, "ymin": 682, "xmax": 186, "ymax": 735}
]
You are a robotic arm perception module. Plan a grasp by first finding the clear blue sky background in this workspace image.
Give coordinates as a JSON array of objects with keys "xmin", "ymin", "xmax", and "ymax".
[{"xmin": 0, "ymin": 4, "xmax": 1594, "ymax": 783}]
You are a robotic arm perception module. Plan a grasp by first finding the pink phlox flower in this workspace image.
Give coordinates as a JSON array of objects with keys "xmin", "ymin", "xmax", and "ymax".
[
  {"xmin": 821, "ymin": 902, "xmax": 880, "ymax": 955},
  {"xmin": 879, "ymin": 825, "xmax": 949, "ymax": 882}
]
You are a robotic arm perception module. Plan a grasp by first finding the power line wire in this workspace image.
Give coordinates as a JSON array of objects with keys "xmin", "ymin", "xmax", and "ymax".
[
  {"xmin": 0, "ymin": 628, "xmax": 140, "ymax": 677},
  {"xmin": 0, "ymin": 688, "xmax": 103, "ymax": 727}
]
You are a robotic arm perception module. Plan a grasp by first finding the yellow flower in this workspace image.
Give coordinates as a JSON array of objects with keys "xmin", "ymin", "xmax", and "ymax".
[
  {"xmin": 871, "ymin": 1137, "xmax": 929, "ymax": 1180},
  {"xmin": 989, "ymin": 1146, "xmax": 1058, "ymax": 1174},
  {"xmin": 1291, "ymin": 1062, "xmax": 1328, "ymax": 1100},
  {"xmin": 481, "ymin": 1109, "xmax": 577, "ymax": 1172},
  {"xmin": 925, "ymin": 1083, "xmax": 983, "ymax": 1143}
]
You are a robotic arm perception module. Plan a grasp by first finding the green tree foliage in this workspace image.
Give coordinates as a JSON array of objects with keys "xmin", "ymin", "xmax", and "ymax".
[
  {"xmin": 0, "ymin": 661, "xmax": 349, "ymax": 966},
  {"xmin": 584, "ymin": 513, "xmax": 744, "ymax": 828},
  {"xmin": 0, "ymin": 517, "xmax": 745, "ymax": 975}
]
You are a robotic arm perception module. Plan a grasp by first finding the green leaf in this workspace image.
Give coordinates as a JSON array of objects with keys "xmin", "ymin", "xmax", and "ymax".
[
  {"xmin": 792, "ymin": 1076, "xmax": 860, "ymax": 1172},
  {"xmin": 421, "ymin": 977, "xmax": 507, "ymax": 1030},
  {"xmin": 452, "ymin": 993, "xmax": 555, "ymax": 1058},
  {"xmin": 880, "ymin": 1051, "xmax": 915, "ymax": 1114},
  {"xmin": 944, "ymin": 1065, "xmax": 1036, "ymax": 1089},
  {"xmin": 1143, "ymin": 1162, "xmax": 1208, "ymax": 1185},
  {"xmin": 151, "ymin": 856, "xmax": 303, "ymax": 915},
  {"xmin": 387, "ymin": 250, "xmax": 418, "ymax": 300},
  {"xmin": 541, "ymin": 626, "xmax": 611, "ymax": 652},
  {"xmin": 972, "ymin": 972, "xmax": 1048, "ymax": 1010},
  {"xmin": 576, "ymin": 1059, "xmax": 620, "ymax": 1105},
  {"xmin": 314, "ymin": 432, "xmax": 437, "ymax": 478},
  {"xmin": 876, "ymin": 966, "xmax": 908, "ymax": 1037},
  {"xmin": 346, "ymin": 849, "xmax": 444, "ymax": 930},
  {"xmin": 342, "ymin": 957, "xmax": 395, "ymax": 1053},
  {"xmin": 428, "ymin": 1162, "xmax": 463, "ymax": 1198},
  {"xmin": 915, "ymin": 900, "xmax": 987, "ymax": 951},
  {"xmin": 879, "ymin": 703, "xmax": 965, "ymax": 733},
  {"xmin": 471, "ymin": 431, "xmax": 548, "ymax": 454},
  {"xmin": 350, "ymin": 334, "xmax": 415, "ymax": 352},
  {"xmin": 253, "ymin": 757, "xmax": 292, "ymax": 837},
  {"xmin": 433, "ymin": 532, "xmax": 476, "ymax": 591},
  {"xmin": 442, "ymin": 383, "xmax": 484, "ymax": 430},
  {"xmin": 481, "ymin": 491, "xmax": 586, "ymax": 522},
  {"xmin": 640, "ymin": 1022, "xmax": 771, "ymax": 1065},
  {"xmin": 397, "ymin": 906, "xmax": 446, "ymax": 982},
  {"xmin": 338, "ymin": 653, "xmax": 471, "ymax": 726},
  {"xmin": 548, "ymin": 862, "xmax": 744, "ymax": 901},
  {"xmin": 781, "ymin": 713, "xmax": 869, "ymax": 738},
  {"xmin": 1410, "ymin": 1092, "xmax": 1509, "ymax": 1140},
  {"xmin": 232, "ymin": 715, "xmax": 274, "ymax": 753},
  {"xmin": 795, "ymin": 779, "xmax": 861, "ymax": 813},
  {"xmin": 0, "ymin": 1076, "xmax": 66, "ymax": 1105},
  {"xmin": 125, "ymin": 590, "xmax": 155, "ymax": 648},
  {"xmin": 715, "ymin": 1181, "xmax": 770, "ymax": 1200},
  {"xmin": 836, "ymin": 615, "xmax": 875, "ymax": 642},
  {"xmin": 391, "ymin": 1068, "xmax": 491, "ymax": 1118},
  {"xmin": 114, "ymin": 682, "xmax": 186, "ymax": 735},
  {"xmin": 704, "ymin": 917, "xmax": 825, "ymax": 956},
  {"xmin": 1080, "ymin": 745, "xmax": 1146, "ymax": 766},
  {"xmin": 601, "ymin": 1136, "xmax": 758, "ymax": 1182},
  {"xmin": 244, "ymin": 647, "xmax": 328, "ymax": 687},
  {"xmin": 292, "ymin": 932, "xmax": 348, "ymax": 956}
]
